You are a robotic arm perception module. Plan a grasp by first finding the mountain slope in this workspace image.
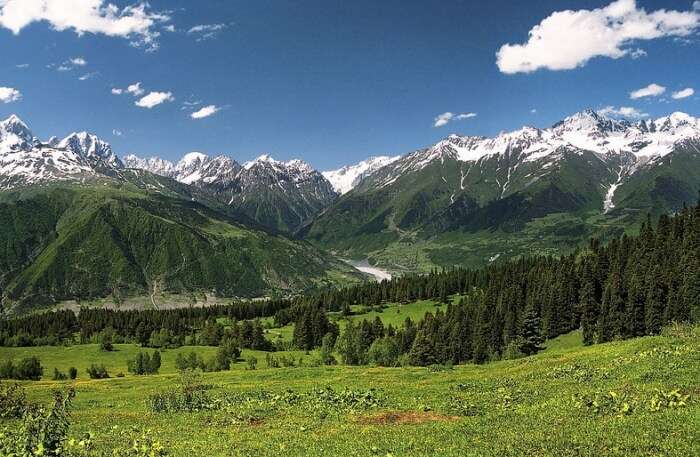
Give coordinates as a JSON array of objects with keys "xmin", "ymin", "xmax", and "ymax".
[
  {"xmin": 124, "ymin": 153, "xmax": 338, "ymax": 233},
  {"xmin": 0, "ymin": 182, "xmax": 363, "ymax": 315},
  {"xmin": 303, "ymin": 110, "xmax": 700, "ymax": 272},
  {"xmin": 322, "ymin": 155, "xmax": 400, "ymax": 195}
]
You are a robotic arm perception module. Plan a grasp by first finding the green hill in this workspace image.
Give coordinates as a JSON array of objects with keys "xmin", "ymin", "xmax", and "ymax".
[{"xmin": 0, "ymin": 181, "xmax": 362, "ymax": 315}]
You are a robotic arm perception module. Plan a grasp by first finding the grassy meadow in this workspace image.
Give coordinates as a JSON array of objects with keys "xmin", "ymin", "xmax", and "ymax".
[{"xmin": 1, "ymin": 325, "xmax": 699, "ymax": 456}]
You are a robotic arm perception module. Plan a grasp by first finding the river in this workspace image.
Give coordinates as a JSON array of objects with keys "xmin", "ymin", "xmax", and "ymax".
[{"xmin": 346, "ymin": 259, "xmax": 392, "ymax": 281}]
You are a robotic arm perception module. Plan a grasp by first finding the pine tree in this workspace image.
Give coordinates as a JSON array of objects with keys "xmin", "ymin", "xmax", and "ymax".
[
  {"xmin": 518, "ymin": 303, "xmax": 544, "ymax": 356},
  {"xmin": 579, "ymin": 263, "xmax": 598, "ymax": 346}
]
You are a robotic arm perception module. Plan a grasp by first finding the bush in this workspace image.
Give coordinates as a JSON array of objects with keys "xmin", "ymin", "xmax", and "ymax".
[
  {"xmin": 148, "ymin": 369, "xmax": 212, "ymax": 413},
  {"xmin": 99, "ymin": 327, "xmax": 115, "ymax": 352},
  {"xmin": 0, "ymin": 388, "xmax": 76, "ymax": 456},
  {"xmin": 368, "ymin": 337, "xmax": 400, "ymax": 367},
  {"xmin": 128, "ymin": 351, "xmax": 161, "ymax": 375},
  {"xmin": 86, "ymin": 364, "xmax": 109, "ymax": 379},
  {"xmin": 53, "ymin": 368, "xmax": 68, "ymax": 381},
  {"xmin": 69, "ymin": 367, "xmax": 78, "ymax": 380},
  {"xmin": 246, "ymin": 356, "xmax": 257, "ymax": 370},
  {"xmin": 0, "ymin": 357, "xmax": 43, "ymax": 380},
  {"xmin": 175, "ymin": 351, "xmax": 205, "ymax": 371},
  {"xmin": 0, "ymin": 383, "xmax": 30, "ymax": 419}
]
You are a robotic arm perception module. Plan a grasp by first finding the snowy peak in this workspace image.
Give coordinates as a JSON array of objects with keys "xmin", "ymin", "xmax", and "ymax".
[
  {"xmin": 123, "ymin": 154, "xmax": 176, "ymax": 177},
  {"xmin": 0, "ymin": 114, "xmax": 35, "ymax": 151},
  {"xmin": 323, "ymin": 155, "xmax": 400, "ymax": 194},
  {"xmin": 59, "ymin": 131, "xmax": 123, "ymax": 168},
  {"xmin": 0, "ymin": 115, "xmax": 130, "ymax": 190}
]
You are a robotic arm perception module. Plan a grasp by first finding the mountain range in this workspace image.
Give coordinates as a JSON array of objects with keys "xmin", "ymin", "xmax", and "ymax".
[
  {"xmin": 0, "ymin": 115, "xmax": 363, "ymax": 314},
  {"xmin": 304, "ymin": 110, "xmax": 700, "ymax": 271},
  {"xmin": 1, "ymin": 109, "xmax": 699, "ymax": 311}
]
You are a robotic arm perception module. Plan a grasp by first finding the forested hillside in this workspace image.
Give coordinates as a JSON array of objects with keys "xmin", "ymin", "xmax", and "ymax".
[
  {"xmin": 0, "ymin": 183, "xmax": 362, "ymax": 315},
  {"xmin": 4, "ymin": 200, "xmax": 699, "ymax": 367}
]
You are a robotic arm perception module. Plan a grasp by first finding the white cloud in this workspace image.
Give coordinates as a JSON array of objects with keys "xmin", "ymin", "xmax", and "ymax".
[
  {"xmin": 187, "ymin": 23, "xmax": 228, "ymax": 41},
  {"xmin": 0, "ymin": 86, "xmax": 22, "ymax": 103},
  {"xmin": 630, "ymin": 83, "xmax": 666, "ymax": 99},
  {"xmin": 190, "ymin": 105, "xmax": 220, "ymax": 119},
  {"xmin": 598, "ymin": 105, "xmax": 648, "ymax": 119},
  {"xmin": 70, "ymin": 57, "xmax": 86, "ymax": 66},
  {"xmin": 0, "ymin": 0, "xmax": 171, "ymax": 51},
  {"xmin": 111, "ymin": 88, "xmax": 123, "ymax": 95},
  {"xmin": 672, "ymin": 87, "xmax": 695, "ymax": 99},
  {"xmin": 127, "ymin": 82, "xmax": 144, "ymax": 96},
  {"xmin": 496, "ymin": 0, "xmax": 700, "ymax": 74},
  {"xmin": 433, "ymin": 112, "xmax": 477, "ymax": 128},
  {"xmin": 163, "ymin": 24, "xmax": 175, "ymax": 33},
  {"xmin": 78, "ymin": 72, "xmax": 98, "ymax": 81},
  {"xmin": 530, "ymin": 109, "xmax": 537, "ymax": 114},
  {"xmin": 695, "ymin": 1, "xmax": 700, "ymax": 11},
  {"xmin": 112, "ymin": 129, "xmax": 122, "ymax": 136},
  {"xmin": 15, "ymin": 63, "xmax": 29, "ymax": 68},
  {"xmin": 135, "ymin": 91, "xmax": 174, "ymax": 108}
]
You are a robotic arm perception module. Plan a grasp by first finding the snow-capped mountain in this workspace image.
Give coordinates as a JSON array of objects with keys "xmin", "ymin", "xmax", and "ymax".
[
  {"xmin": 322, "ymin": 156, "xmax": 400, "ymax": 194},
  {"xmin": 122, "ymin": 154, "xmax": 176, "ymax": 177},
  {"xmin": 305, "ymin": 110, "xmax": 700, "ymax": 267},
  {"xmin": 124, "ymin": 151, "xmax": 338, "ymax": 232},
  {"xmin": 0, "ymin": 115, "xmax": 122, "ymax": 190}
]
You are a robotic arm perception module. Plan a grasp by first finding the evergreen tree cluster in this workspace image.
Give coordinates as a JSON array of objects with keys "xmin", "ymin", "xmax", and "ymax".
[
  {"xmin": 127, "ymin": 350, "xmax": 162, "ymax": 375},
  {"xmin": 2, "ymin": 202, "xmax": 700, "ymax": 366}
]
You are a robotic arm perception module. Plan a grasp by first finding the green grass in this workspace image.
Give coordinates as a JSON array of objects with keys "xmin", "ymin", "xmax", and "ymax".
[{"xmin": 2, "ymin": 327, "xmax": 699, "ymax": 456}]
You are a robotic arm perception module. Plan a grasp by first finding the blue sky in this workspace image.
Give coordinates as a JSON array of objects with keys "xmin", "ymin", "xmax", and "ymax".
[{"xmin": 0, "ymin": 0, "xmax": 698, "ymax": 170}]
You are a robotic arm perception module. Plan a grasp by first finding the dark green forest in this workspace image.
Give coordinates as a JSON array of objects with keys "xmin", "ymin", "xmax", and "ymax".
[{"xmin": 2, "ymin": 200, "xmax": 700, "ymax": 366}]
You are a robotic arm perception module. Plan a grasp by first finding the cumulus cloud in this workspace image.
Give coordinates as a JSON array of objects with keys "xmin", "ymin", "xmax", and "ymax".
[
  {"xmin": 496, "ymin": 0, "xmax": 700, "ymax": 74},
  {"xmin": 672, "ymin": 87, "xmax": 695, "ymax": 99},
  {"xmin": 135, "ymin": 91, "xmax": 174, "ymax": 108},
  {"xmin": 127, "ymin": 82, "xmax": 144, "ymax": 96},
  {"xmin": 111, "ymin": 88, "xmax": 123, "ymax": 95},
  {"xmin": 187, "ymin": 23, "xmax": 228, "ymax": 41},
  {"xmin": 433, "ymin": 112, "xmax": 477, "ymax": 128},
  {"xmin": 0, "ymin": 86, "xmax": 22, "ymax": 103},
  {"xmin": 190, "ymin": 105, "xmax": 220, "ymax": 119},
  {"xmin": 598, "ymin": 105, "xmax": 648, "ymax": 119},
  {"xmin": 112, "ymin": 129, "xmax": 122, "ymax": 136},
  {"xmin": 630, "ymin": 83, "xmax": 666, "ymax": 99},
  {"xmin": 70, "ymin": 57, "xmax": 87, "ymax": 66},
  {"xmin": 0, "ymin": 0, "xmax": 171, "ymax": 51}
]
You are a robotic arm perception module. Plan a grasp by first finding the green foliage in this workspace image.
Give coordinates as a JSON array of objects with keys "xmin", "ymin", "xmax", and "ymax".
[
  {"xmin": 0, "ymin": 382, "xmax": 29, "ymax": 419},
  {"xmin": 0, "ymin": 356, "xmax": 43, "ymax": 380},
  {"xmin": 86, "ymin": 364, "xmax": 109, "ymax": 379},
  {"xmin": 245, "ymin": 356, "xmax": 257, "ymax": 370},
  {"xmin": 127, "ymin": 351, "xmax": 161, "ymax": 375},
  {"xmin": 0, "ymin": 184, "xmax": 361, "ymax": 312}
]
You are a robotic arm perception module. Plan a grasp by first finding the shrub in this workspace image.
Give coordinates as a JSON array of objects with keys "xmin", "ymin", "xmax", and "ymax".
[
  {"xmin": 0, "ymin": 383, "xmax": 30, "ymax": 419},
  {"xmin": 53, "ymin": 368, "xmax": 68, "ymax": 381},
  {"xmin": 86, "ymin": 364, "xmax": 109, "ymax": 379},
  {"xmin": 128, "ymin": 351, "xmax": 161, "ymax": 375},
  {"xmin": 368, "ymin": 337, "xmax": 400, "ymax": 367},
  {"xmin": 69, "ymin": 367, "xmax": 78, "ymax": 380},
  {"xmin": 0, "ymin": 357, "xmax": 43, "ymax": 380},
  {"xmin": 0, "ymin": 388, "xmax": 76, "ymax": 456},
  {"xmin": 175, "ymin": 351, "xmax": 205, "ymax": 371},
  {"xmin": 246, "ymin": 356, "xmax": 257, "ymax": 370},
  {"xmin": 148, "ymin": 369, "xmax": 212, "ymax": 413},
  {"xmin": 99, "ymin": 327, "xmax": 115, "ymax": 352}
]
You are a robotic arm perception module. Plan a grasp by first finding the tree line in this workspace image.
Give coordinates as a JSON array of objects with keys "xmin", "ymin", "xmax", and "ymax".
[{"xmin": 2, "ymin": 202, "xmax": 700, "ymax": 368}]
